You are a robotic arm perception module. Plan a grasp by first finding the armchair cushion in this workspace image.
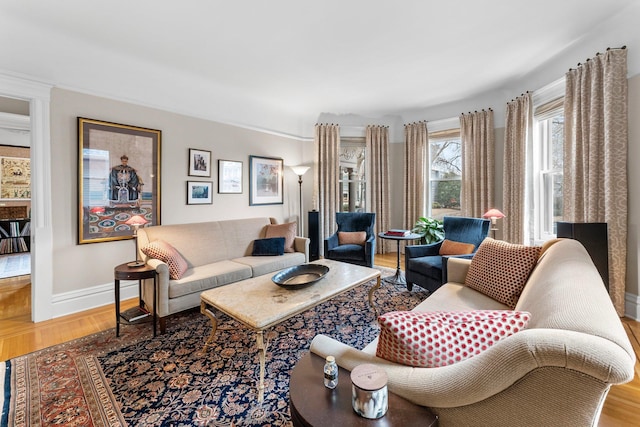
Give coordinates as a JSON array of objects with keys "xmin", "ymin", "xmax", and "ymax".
[
  {"xmin": 141, "ymin": 239, "xmax": 188, "ymax": 280},
  {"xmin": 376, "ymin": 310, "xmax": 531, "ymax": 368},
  {"xmin": 265, "ymin": 222, "xmax": 297, "ymax": 253},
  {"xmin": 465, "ymin": 238, "xmax": 541, "ymax": 308},
  {"xmin": 338, "ymin": 231, "xmax": 367, "ymax": 246},
  {"xmin": 251, "ymin": 237, "xmax": 285, "ymax": 256},
  {"xmin": 439, "ymin": 239, "xmax": 475, "ymax": 255}
]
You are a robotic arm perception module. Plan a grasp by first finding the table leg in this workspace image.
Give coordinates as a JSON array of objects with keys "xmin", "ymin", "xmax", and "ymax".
[
  {"xmin": 115, "ymin": 279, "xmax": 120, "ymax": 337},
  {"xmin": 368, "ymin": 275, "xmax": 381, "ymax": 317},
  {"xmin": 256, "ymin": 330, "xmax": 267, "ymax": 403},
  {"xmin": 200, "ymin": 301, "xmax": 219, "ymax": 353},
  {"xmin": 382, "ymin": 240, "xmax": 407, "ymax": 285}
]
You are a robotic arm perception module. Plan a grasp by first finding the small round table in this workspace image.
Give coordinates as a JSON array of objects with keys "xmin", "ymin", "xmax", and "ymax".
[
  {"xmin": 114, "ymin": 262, "xmax": 157, "ymax": 337},
  {"xmin": 377, "ymin": 232, "xmax": 421, "ymax": 286}
]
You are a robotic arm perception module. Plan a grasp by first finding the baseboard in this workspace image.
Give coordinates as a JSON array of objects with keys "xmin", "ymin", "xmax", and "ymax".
[
  {"xmin": 51, "ymin": 280, "xmax": 139, "ymax": 319},
  {"xmin": 625, "ymin": 292, "xmax": 640, "ymax": 321}
]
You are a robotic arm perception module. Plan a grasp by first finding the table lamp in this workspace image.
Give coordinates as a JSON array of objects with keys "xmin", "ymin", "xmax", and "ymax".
[
  {"xmin": 290, "ymin": 165, "xmax": 310, "ymax": 236},
  {"xmin": 125, "ymin": 214, "xmax": 148, "ymax": 267},
  {"xmin": 483, "ymin": 208, "xmax": 505, "ymax": 239}
]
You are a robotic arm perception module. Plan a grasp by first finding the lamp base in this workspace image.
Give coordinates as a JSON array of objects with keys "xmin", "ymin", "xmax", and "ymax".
[{"xmin": 127, "ymin": 260, "xmax": 146, "ymax": 267}]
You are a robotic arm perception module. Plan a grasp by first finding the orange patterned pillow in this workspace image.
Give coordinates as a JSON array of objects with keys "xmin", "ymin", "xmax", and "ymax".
[
  {"xmin": 338, "ymin": 231, "xmax": 367, "ymax": 246},
  {"xmin": 376, "ymin": 310, "xmax": 531, "ymax": 367},
  {"xmin": 141, "ymin": 240, "xmax": 188, "ymax": 280},
  {"xmin": 265, "ymin": 222, "xmax": 297, "ymax": 253},
  {"xmin": 439, "ymin": 239, "xmax": 475, "ymax": 255},
  {"xmin": 465, "ymin": 238, "xmax": 541, "ymax": 308}
]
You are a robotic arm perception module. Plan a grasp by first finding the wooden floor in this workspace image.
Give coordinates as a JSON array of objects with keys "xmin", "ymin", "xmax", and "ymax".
[{"xmin": 0, "ymin": 254, "xmax": 638, "ymax": 425}]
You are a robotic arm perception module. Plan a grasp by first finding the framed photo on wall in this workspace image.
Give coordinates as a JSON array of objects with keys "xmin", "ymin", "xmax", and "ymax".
[
  {"xmin": 189, "ymin": 148, "xmax": 211, "ymax": 177},
  {"xmin": 187, "ymin": 181, "xmax": 213, "ymax": 204},
  {"xmin": 249, "ymin": 155, "xmax": 283, "ymax": 205},
  {"xmin": 218, "ymin": 159, "xmax": 243, "ymax": 194},
  {"xmin": 77, "ymin": 117, "xmax": 161, "ymax": 244}
]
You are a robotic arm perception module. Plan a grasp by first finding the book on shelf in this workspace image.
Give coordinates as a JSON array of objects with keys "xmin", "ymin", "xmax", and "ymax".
[
  {"xmin": 121, "ymin": 306, "xmax": 151, "ymax": 322},
  {"xmin": 384, "ymin": 229, "xmax": 411, "ymax": 237}
]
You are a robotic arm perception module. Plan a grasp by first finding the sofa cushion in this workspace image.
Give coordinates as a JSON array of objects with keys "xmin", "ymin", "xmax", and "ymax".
[
  {"xmin": 439, "ymin": 239, "xmax": 475, "ymax": 255},
  {"xmin": 376, "ymin": 310, "xmax": 531, "ymax": 368},
  {"xmin": 465, "ymin": 238, "xmax": 541, "ymax": 308},
  {"xmin": 338, "ymin": 231, "xmax": 367, "ymax": 246},
  {"xmin": 252, "ymin": 237, "xmax": 285, "ymax": 256},
  {"xmin": 233, "ymin": 252, "xmax": 306, "ymax": 277},
  {"xmin": 265, "ymin": 222, "xmax": 297, "ymax": 253},
  {"xmin": 168, "ymin": 260, "xmax": 252, "ymax": 299},
  {"xmin": 141, "ymin": 240, "xmax": 188, "ymax": 279},
  {"xmin": 327, "ymin": 244, "xmax": 364, "ymax": 261}
]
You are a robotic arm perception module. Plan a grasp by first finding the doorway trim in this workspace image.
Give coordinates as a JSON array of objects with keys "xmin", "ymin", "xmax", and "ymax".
[{"xmin": 0, "ymin": 73, "xmax": 53, "ymax": 322}]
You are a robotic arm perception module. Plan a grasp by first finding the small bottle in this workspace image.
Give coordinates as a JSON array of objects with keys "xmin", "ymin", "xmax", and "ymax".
[{"xmin": 323, "ymin": 355, "xmax": 338, "ymax": 389}]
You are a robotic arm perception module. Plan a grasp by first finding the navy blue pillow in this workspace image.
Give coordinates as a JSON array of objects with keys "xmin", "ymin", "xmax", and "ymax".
[{"xmin": 252, "ymin": 237, "xmax": 285, "ymax": 256}]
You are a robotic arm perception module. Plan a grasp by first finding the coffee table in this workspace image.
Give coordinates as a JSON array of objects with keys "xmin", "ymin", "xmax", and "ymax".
[
  {"xmin": 200, "ymin": 259, "xmax": 381, "ymax": 402},
  {"xmin": 290, "ymin": 352, "xmax": 438, "ymax": 426}
]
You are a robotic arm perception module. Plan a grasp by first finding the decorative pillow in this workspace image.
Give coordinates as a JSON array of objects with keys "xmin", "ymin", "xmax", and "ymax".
[
  {"xmin": 439, "ymin": 239, "xmax": 475, "ymax": 255},
  {"xmin": 376, "ymin": 310, "xmax": 531, "ymax": 368},
  {"xmin": 465, "ymin": 238, "xmax": 541, "ymax": 308},
  {"xmin": 265, "ymin": 222, "xmax": 297, "ymax": 253},
  {"xmin": 141, "ymin": 240, "xmax": 188, "ymax": 280},
  {"xmin": 338, "ymin": 231, "xmax": 367, "ymax": 246},
  {"xmin": 252, "ymin": 237, "xmax": 285, "ymax": 256}
]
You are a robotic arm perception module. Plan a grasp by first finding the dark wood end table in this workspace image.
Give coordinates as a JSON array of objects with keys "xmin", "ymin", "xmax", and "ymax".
[
  {"xmin": 289, "ymin": 352, "xmax": 438, "ymax": 426},
  {"xmin": 377, "ymin": 232, "xmax": 421, "ymax": 285},
  {"xmin": 114, "ymin": 262, "xmax": 157, "ymax": 337}
]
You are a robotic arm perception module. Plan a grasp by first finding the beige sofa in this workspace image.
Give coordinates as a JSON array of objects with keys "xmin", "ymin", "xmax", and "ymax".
[
  {"xmin": 310, "ymin": 239, "xmax": 636, "ymax": 426},
  {"xmin": 138, "ymin": 217, "xmax": 309, "ymax": 332}
]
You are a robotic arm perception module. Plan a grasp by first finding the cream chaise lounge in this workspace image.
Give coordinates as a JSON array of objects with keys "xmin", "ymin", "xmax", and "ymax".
[
  {"xmin": 137, "ymin": 217, "xmax": 309, "ymax": 333},
  {"xmin": 309, "ymin": 238, "xmax": 636, "ymax": 426}
]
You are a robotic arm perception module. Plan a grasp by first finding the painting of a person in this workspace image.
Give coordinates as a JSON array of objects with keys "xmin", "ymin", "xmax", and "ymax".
[{"xmin": 109, "ymin": 154, "xmax": 143, "ymax": 206}]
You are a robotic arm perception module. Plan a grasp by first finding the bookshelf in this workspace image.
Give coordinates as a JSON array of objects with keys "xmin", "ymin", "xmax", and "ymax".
[{"xmin": 0, "ymin": 219, "xmax": 31, "ymax": 254}]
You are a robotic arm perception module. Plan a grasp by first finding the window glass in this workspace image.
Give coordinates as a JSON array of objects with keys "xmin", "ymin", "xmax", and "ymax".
[
  {"xmin": 429, "ymin": 138, "xmax": 461, "ymax": 220},
  {"xmin": 339, "ymin": 140, "xmax": 366, "ymax": 212}
]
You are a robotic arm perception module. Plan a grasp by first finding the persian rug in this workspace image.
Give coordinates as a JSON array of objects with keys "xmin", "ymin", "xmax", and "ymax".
[{"xmin": 2, "ymin": 270, "xmax": 429, "ymax": 426}]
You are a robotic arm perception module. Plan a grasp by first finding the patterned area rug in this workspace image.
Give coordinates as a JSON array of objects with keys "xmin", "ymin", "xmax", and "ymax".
[
  {"xmin": 0, "ymin": 253, "xmax": 30, "ymax": 278},
  {"xmin": 2, "ymin": 270, "xmax": 429, "ymax": 426}
]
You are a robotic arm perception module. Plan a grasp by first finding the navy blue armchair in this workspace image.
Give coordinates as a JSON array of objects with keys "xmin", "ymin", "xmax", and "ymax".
[
  {"xmin": 324, "ymin": 212, "xmax": 376, "ymax": 267},
  {"xmin": 405, "ymin": 216, "xmax": 489, "ymax": 292}
]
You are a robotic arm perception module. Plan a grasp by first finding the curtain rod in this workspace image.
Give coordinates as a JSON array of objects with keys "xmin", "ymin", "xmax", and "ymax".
[
  {"xmin": 569, "ymin": 46, "xmax": 627, "ymax": 71},
  {"xmin": 460, "ymin": 108, "xmax": 493, "ymax": 115},
  {"xmin": 509, "ymin": 91, "xmax": 531, "ymax": 103}
]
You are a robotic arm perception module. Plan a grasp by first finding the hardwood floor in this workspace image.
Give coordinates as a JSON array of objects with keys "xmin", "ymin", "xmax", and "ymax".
[{"xmin": 0, "ymin": 254, "xmax": 638, "ymax": 425}]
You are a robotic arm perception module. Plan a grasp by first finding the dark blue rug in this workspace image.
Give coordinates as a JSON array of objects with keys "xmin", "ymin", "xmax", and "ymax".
[{"xmin": 98, "ymin": 274, "xmax": 429, "ymax": 426}]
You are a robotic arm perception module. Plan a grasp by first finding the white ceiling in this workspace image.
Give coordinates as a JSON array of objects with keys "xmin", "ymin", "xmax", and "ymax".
[{"xmin": 0, "ymin": 0, "xmax": 637, "ymax": 137}]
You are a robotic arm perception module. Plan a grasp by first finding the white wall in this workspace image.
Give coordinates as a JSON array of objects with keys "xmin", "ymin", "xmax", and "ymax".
[{"xmin": 49, "ymin": 88, "xmax": 307, "ymax": 313}]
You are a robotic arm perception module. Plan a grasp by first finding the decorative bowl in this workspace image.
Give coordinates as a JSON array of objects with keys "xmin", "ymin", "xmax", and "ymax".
[{"xmin": 272, "ymin": 264, "xmax": 330, "ymax": 289}]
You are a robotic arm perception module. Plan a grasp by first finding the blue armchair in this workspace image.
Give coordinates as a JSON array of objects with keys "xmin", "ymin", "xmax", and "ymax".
[
  {"xmin": 324, "ymin": 212, "xmax": 376, "ymax": 267},
  {"xmin": 405, "ymin": 216, "xmax": 489, "ymax": 292}
]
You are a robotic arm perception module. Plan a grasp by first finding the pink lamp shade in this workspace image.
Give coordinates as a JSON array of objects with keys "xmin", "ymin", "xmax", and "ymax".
[
  {"xmin": 125, "ymin": 215, "xmax": 148, "ymax": 227},
  {"xmin": 482, "ymin": 209, "xmax": 505, "ymax": 219}
]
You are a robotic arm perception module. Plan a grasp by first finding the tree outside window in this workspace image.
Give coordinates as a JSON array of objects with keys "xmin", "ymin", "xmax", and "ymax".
[{"xmin": 429, "ymin": 138, "xmax": 461, "ymax": 219}]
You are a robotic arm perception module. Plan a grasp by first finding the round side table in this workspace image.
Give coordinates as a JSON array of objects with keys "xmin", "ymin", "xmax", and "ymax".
[
  {"xmin": 114, "ymin": 262, "xmax": 157, "ymax": 337},
  {"xmin": 377, "ymin": 232, "xmax": 421, "ymax": 285}
]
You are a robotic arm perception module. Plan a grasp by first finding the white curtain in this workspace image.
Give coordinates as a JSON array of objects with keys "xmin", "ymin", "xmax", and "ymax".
[
  {"xmin": 366, "ymin": 125, "xmax": 390, "ymax": 253},
  {"xmin": 564, "ymin": 48, "xmax": 628, "ymax": 315},
  {"xmin": 503, "ymin": 93, "xmax": 532, "ymax": 244},
  {"xmin": 403, "ymin": 122, "xmax": 427, "ymax": 231},
  {"xmin": 314, "ymin": 124, "xmax": 340, "ymax": 255},
  {"xmin": 460, "ymin": 110, "xmax": 495, "ymax": 217}
]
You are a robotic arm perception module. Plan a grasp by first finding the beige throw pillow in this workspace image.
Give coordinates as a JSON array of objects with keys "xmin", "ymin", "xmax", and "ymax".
[
  {"xmin": 338, "ymin": 231, "xmax": 367, "ymax": 246},
  {"xmin": 265, "ymin": 222, "xmax": 297, "ymax": 253}
]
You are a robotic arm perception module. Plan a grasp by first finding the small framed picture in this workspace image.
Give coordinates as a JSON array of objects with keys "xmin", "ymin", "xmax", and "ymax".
[
  {"xmin": 186, "ymin": 181, "xmax": 213, "ymax": 204},
  {"xmin": 218, "ymin": 159, "xmax": 243, "ymax": 194},
  {"xmin": 188, "ymin": 148, "xmax": 211, "ymax": 177},
  {"xmin": 249, "ymin": 155, "xmax": 284, "ymax": 205}
]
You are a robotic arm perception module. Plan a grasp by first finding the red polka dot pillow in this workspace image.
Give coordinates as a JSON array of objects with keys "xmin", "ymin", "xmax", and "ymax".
[
  {"xmin": 141, "ymin": 240, "xmax": 188, "ymax": 280},
  {"xmin": 376, "ymin": 310, "xmax": 531, "ymax": 368},
  {"xmin": 465, "ymin": 238, "xmax": 541, "ymax": 308}
]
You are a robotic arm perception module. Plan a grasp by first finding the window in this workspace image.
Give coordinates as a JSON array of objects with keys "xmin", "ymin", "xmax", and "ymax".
[
  {"xmin": 339, "ymin": 139, "xmax": 366, "ymax": 212},
  {"xmin": 429, "ymin": 134, "xmax": 461, "ymax": 220},
  {"xmin": 532, "ymin": 113, "xmax": 564, "ymax": 242}
]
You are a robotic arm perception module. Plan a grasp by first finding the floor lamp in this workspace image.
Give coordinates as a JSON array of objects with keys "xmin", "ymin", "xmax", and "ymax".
[{"xmin": 290, "ymin": 166, "xmax": 310, "ymax": 236}]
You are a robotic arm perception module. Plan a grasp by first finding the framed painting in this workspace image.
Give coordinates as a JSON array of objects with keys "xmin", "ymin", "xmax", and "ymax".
[
  {"xmin": 249, "ymin": 155, "xmax": 283, "ymax": 206},
  {"xmin": 78, "ymin": 117, "xmax": 161, "ymax": 244},
  {"xmin": 187, "ymin": 181, "xmax": 213, "ymax": 204},
  {"xmin": 0, "ymin": 156, "xmax": 31, "ymax": 200},
  {"xmin": 218, "ymin": 159, "xmax": 242, "ymax": 194},
  {"xmin": 189, "ymin": 148, "xmax": 211, "ymax": 177}
]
